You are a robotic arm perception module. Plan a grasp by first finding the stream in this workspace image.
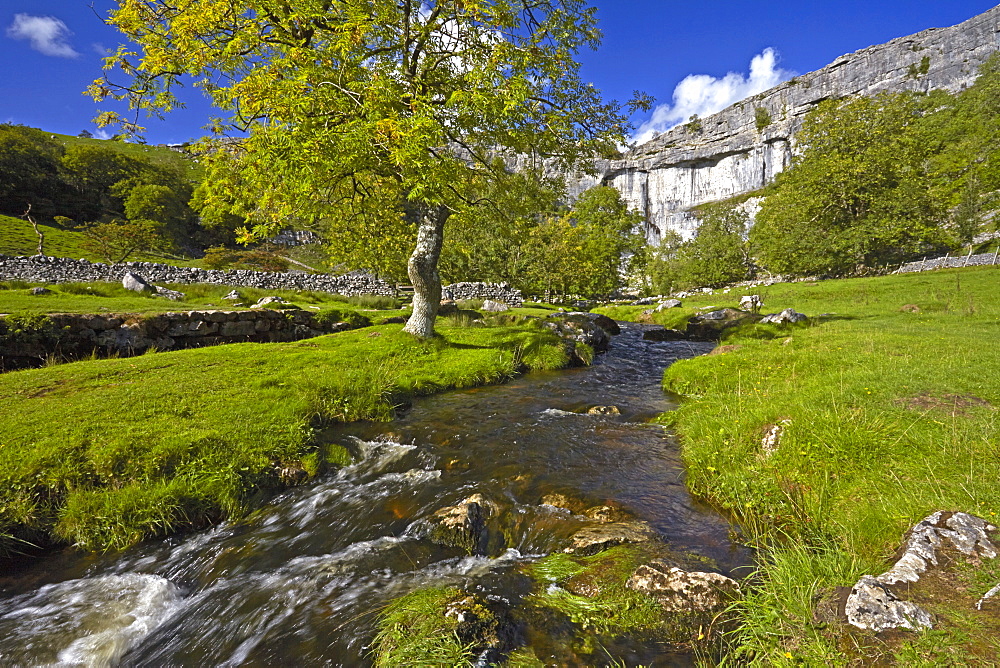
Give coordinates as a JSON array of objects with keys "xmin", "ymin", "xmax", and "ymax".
[{"xmin": 0, "ymin": 322, "xmax": 750, "ymax": 666}]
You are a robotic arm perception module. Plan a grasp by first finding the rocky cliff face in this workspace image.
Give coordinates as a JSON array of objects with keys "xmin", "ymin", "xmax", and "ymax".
[{"xmin": 601, "ymin": 5, "xmax": 1000, "ymax": 242}]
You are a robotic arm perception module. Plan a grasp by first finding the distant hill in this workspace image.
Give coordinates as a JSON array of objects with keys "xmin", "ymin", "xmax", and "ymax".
[{"xmin": 45, "ymin": 131, "xmax": 202, "ymax": 181}]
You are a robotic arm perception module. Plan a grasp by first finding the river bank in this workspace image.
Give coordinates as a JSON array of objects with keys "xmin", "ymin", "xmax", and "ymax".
[
  {"xmin": 599, "ymin": 265, "xmax": 1000, "ymax": 664},
  {"xmin": 0, "ymin": 317, "xmax": 588, "ymax": 562}
]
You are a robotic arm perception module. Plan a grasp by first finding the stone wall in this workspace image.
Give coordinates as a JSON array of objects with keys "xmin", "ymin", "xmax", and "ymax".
[
  {"xmin": 0, "ymin": 255, "xmax": 395, "ymax": 296},
  {"xmin": 897, "ymin": 251, "xmax": 1000, "ymax": 273},
  {"xmin": 0, "ymin": 308, "xmax": 360, "ymax": 371},
  {"xmin": 442, "ymin": 281, "xmax": 523, "ymax": 307}
]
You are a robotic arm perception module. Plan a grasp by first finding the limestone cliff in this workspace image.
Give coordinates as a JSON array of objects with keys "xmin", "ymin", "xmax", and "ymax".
[{"xmin": 601, "ymin": 5, "xmax": 1000, "ymax": 241}]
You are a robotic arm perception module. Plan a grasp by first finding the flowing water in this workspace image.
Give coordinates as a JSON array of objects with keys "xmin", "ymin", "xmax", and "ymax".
[{"xmin": 0, "ymin": 323, "xmax": 750, "ymax": 666}]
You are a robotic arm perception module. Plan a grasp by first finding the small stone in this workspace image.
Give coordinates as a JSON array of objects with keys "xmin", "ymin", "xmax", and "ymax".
[
  {"xmin": 900, "ymin": 304, "xmax": 921, "ymax": 313},
  {"xmin": 30, "ymin": 286, "xmax": 51, "ymax": 295},
  {"xmin": 655, "ymin": 299, "xmax": 683, "ymax": 310},
  {"xmin": 760, "ymin": 308, "xmax": 808, "ymax": 324},
  {"xmin": 482, "ymin": 299, "xmax": 510, "ymax": 312},
  {"xmin": 586, "ymin": 405, "xmax": 621, "ymax": 416},
  {"xmin": 223, "ymin": 290, "xmax": 241, "ymax": 300}
]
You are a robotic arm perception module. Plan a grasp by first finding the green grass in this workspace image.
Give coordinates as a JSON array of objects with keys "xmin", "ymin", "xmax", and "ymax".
[
  {"xmin": 592, "ymin": 303, "xmax": 699, "ymax": 331},
  {"xmin": 0, "ymin": 280, "xmax": 407, "ymax": 316},
  {"xmin": 526, "ymin": 546, "xmax": 666, "ymax": 638},
  {"xmin": 372, "ymin": 587, "xmax": 474, "ymax": 667},
  {"xmin": 627, "ymin": 266, "xmax": 1000, "ymax": 664},
  {"xmin": 48, "ymin": 132, "xmax": 202, "ymax": 180},
  {"xmin": 0, "ymin": 320, "xmax": 570, "ymax": 556},
  {"xmin": 0, "ymin": 214, "xmax": 203, "ymax": 265}
]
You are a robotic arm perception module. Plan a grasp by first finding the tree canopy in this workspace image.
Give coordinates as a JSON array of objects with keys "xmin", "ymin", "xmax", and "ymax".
[{"xmin": 95, "ymin": 0, "xmax": 639, "ymax": 335}]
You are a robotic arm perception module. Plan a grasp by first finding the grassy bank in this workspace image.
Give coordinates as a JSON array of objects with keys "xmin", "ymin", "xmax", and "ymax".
[
  {"xmin": 0, "ymin": 320, "xmax": 571, "ymax": 558},
  {"xmin": 0, "ymin": 279, "xmax": 406, "ymax": 315},
  {"xmin": 626, "ymin": 267, "xmax": 1000, "ymax": 663}
]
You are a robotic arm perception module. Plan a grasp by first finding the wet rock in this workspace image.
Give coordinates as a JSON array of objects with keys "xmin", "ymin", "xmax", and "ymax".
[
  {"xmin": 586, "ymin": 405, "xmax": 620, "ymax": 416},
  {"xmin": 482, "ymin": 299, "xmax": 510, "ymax": 312},
  {"xmin": 543, "ymin": 314, "xmax": 610, "ymax": 353},
  {"xmin": 540, "ymin": 493, "xmax": 587, "ymax": 514},
  {"xmin": 564, "ymin": 521, "xmax": 659, "ymax": 556},
  {"xmin": 584, "ymin": 312, "xmax": 621, "ymax": 335},
  {"xmin": 627, "ymin": 560, "xmax": 740, "ymax": 613},
  {"xmin": 122, "ymin": 271, "xmax": 154, "ymax": 294},
  {"xmin": 583, "ymin": 505, "xmax": 632, "ymax": 523},
  {"xmin": 444, "ymin": 593, "xmax": 516, "ymax": 663},
  {"xmin": 760, "ymin": 308, "xmax": 808, "ymax": 324},
  {"xmin": 685, "ymin": 308, "xmax": 760, "ymax": 341},
  {"xmin": 427, "ymin": 494, "xmax": 495, "ymax": 555},
  {"xmin": 643, "ymin": 328, "xmax": 687, "ymax": 342}
]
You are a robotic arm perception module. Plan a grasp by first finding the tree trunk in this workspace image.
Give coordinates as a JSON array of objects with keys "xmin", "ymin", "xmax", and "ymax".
[{"xmin": 403, "ymin": 206, "xmax": 449, "ymax": 338}]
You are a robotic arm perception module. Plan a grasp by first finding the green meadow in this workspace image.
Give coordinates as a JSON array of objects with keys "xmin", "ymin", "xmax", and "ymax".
[
  {"xmin": 0, "ymin": 319, "xmax": 570, "ymax": 557},
  {"xmin": 604, "ymin": 266, "xmax": 1000, "ymax": 664}
]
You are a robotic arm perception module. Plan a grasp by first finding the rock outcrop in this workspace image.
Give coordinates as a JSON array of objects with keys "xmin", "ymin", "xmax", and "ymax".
[{"xmin": 592, "ymin": 6, "xmax": 1000, "ymax": 241}]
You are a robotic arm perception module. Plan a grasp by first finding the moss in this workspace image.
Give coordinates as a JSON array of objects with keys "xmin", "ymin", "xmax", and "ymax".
[
  {"xmin": 373, "ymin": 587, "xmax": 473, "ymax": 667},
  {"xmin": 524, "ymin": 545, "xmax": 665, "ymax": 638}
]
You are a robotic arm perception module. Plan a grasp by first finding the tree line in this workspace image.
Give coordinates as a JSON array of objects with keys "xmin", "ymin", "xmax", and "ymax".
[{"xmin": 0, "ymin": 124, "xmax": 214, "ymax": 261}]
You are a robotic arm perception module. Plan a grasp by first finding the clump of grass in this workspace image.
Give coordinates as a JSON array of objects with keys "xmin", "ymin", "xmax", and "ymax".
[
  {"xmin": 0, "ymin": 322, "xmax": 570, "ymax": 555},
  {"xmin": 330, "ymin": 294, "xmax": 401, "ymax": 309},
  {"xmin": 372, "ymin": 587, "xmax": 474, "ymax": 667},
  {"xmin": 525, "ymin": 546, "xmax": 666, "ymax": 638}
]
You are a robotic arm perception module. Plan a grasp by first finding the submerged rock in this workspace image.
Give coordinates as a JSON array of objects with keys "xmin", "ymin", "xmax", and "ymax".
[
  {"xmin": 564, "ymin": 521, "xmax": 659, "ymax": 556},
  {"xmin": 627, "ymin": 560, "xmax": 739, "ymax": 613},
  {"xmin": 642, "ymin": 328, "xmax": 687, "ymax": 342}
]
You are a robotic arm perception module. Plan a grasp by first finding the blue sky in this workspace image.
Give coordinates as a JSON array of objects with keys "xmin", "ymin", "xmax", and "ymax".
[{"xmin": 2, "ymin": 1, "xmax": 997, "ymax": 145}]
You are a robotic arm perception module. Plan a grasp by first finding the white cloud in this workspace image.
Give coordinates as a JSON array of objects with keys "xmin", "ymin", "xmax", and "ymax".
[
  {"xmin": 6, "ymin": 14, "xmax": 79, "ymax": 58},
  {"xmin": 94, "ymin": 128, "xmax": 113, "ymax": 140},
  {"xmin": 632, "ymin": 48, "xmax": 794, "ymax": 145}
]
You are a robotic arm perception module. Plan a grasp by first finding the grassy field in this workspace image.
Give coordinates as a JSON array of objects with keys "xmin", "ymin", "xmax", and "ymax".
[
  {"xmin": 607, "ymin": 267, "xmax": 1000, "ymax": 664},
  {"xmin": 0, "ymin": 214, "xmax": 205, "ymax": 266},
  {"xmin": 0, "ymin": 279, "xmax": 404, "ymax": 316},
  {"xmin": 0, "ymin": 318, "xmax": 571, "ymax": 558}
]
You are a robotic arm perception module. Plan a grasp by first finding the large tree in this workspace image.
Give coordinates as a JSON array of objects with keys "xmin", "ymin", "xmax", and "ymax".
[{"xmin": 93, "ymin": 0, "xmax": 636, "ymax": 336}]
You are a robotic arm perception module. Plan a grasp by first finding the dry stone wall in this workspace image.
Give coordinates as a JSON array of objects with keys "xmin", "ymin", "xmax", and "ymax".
[
  {"xmin": 0, "ymin": 255, "xmax": 395, "ymax": 296},
  {"xmin": 0, "ymin": 308, "xmax": 358, "ymax": 371},
  {"xmin": 442, "ymin": 281, "xmax": 523, "ymax": 307}
]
